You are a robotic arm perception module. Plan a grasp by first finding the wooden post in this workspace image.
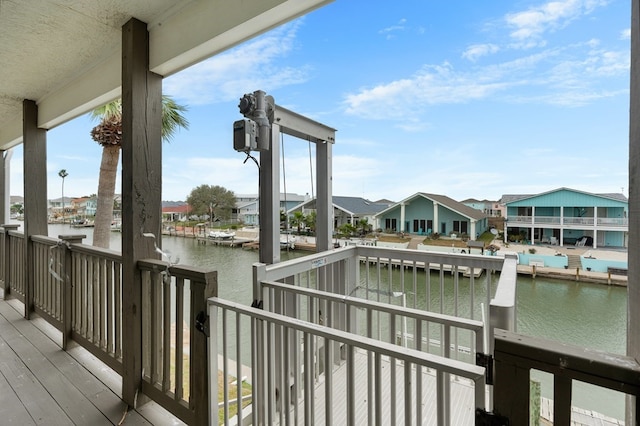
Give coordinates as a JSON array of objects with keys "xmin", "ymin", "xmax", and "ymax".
[
  {"xmin": 1, "ymin": 224, "xmax": 19, "ymax": 295},
  {"xmin": 553, "ymin": 375, "xmax": 572, "ymax": 424},
  {"xmin": 493, "ymin": 339, "xmax": 532, "ymax": 424},
  {"xmin": 23, "ymin": 99, "xmax": 48, "ymax": 320},
  {"xmin": 58, "ymin": 234, "xmax": 85, "ymax": 350},
  {"xmin": 121, "ymin": 17, "xmax": 163, "ymax": 407},
  {"xmin": 0, "ymin": 150, "xmax": 13, "ymax": 225},
  {"xmin": 190, "ymin": 271, "xmax": 217, "ymax": 425}
]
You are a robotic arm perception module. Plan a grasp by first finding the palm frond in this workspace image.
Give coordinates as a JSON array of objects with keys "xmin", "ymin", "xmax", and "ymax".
[{"xmin": 90, "ymin": 96, "xmax": 188, "ymax": 144}]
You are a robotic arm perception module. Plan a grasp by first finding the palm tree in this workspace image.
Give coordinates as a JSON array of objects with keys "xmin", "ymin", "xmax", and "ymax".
[
  {"xmin": 290, "ymin": 210, "xmax": 305, "ymax": 234},
  {"xmin": 58, "ymin": 169, "xmax": 68, "ymax": 223},
  {"xmin": 358, "ymin": 217, "xmax": 370, "ymax": 236},
  {"xmin": 90, "ymin": 96, "xmax": 188, "ymax": 248}
]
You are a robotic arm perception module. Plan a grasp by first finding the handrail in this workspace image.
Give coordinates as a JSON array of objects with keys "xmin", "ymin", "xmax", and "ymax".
[
  {"xmin": 260, "ymin": 279, "xmax": 485, "ymax": 354},
  {"xmin": 254, "ymin": 245, "xmax": 356, "ymax": 282},
  {"xmin": 0, "ymin": 228, "xmax": 216, "ymax": 426},
  {"xmin": 493, "ymin": 328, "xmax": 640, "ymax": 424},
  {"xmin": 137, "ymin": 257, "xmax": 216, "ymax": 425},
  {"xmin": 209, "ymin": 297, "xmax": 487, "ymax": 426}
]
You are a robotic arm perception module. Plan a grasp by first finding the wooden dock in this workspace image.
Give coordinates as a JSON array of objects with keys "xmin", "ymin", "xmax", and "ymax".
[
  {"xmin": 540, "ymin": 397, "xmax": 624, "ymax": 425},
  {"xmin": 196, "ymin": 236, "xmax": 253, "ymax": 247},
  {"xmin": 359, "ymin": 256, "xmax": 485, "ymax": 278},
  {"xmin": 0, "ymin": 295, "xmax": 183, "ymax": 425}
]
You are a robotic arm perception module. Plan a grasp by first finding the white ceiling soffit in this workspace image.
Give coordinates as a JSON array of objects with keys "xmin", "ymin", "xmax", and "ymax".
[{"xmin": 0, "ymin": 0, "xmax": 332, "ymax": 150}]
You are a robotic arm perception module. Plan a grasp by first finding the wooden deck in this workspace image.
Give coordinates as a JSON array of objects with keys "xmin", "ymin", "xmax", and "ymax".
[{"xmin": 0, "ymin": 295, "xmax": 183, "ymax": 425}]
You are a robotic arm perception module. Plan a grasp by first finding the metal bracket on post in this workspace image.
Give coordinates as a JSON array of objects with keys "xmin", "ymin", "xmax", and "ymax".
[
  {"xmin": 476, "ymin": 352, "xmax": 494, "ymax": 385},
  {"xmin": 195, "ymin": 311, "xmax": 209, "ymax": 337},
  {"xmin": 475, "ymin": 409, "xmax": 510, "ymax": 425}
]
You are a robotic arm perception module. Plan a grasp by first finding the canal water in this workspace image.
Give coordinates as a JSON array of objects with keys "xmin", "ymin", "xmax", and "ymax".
[{"xmin": 47, "ymin": 224, "xmax": 628, "ymax": 419}]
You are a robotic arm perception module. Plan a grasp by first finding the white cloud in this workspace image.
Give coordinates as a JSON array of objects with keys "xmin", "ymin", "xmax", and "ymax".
[
  {"xmin": 164, "ymin": 22, "xmax": 310, "ymax": 105},
  {"xmin": 462, "ymin": 44, "xmax": 500, "ymax": 62},
  {"xmin": 343, "ymin": 34, "xmax": 628, "ymax": 120},
  {"xmin": 379, "ymin": 19, "xmax": 408, "ymax": 39},
  {"xmin": 505, "ymin": 0, "xmax": 608, "ymax": 47},
  {"xmin": 343, "ymin": 62, "xmax": 518, "ymax": 120}
]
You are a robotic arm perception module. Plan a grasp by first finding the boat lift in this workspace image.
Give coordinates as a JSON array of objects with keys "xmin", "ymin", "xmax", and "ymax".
[{"xmin": 235, "ymin": 90, "xmax": 336, "ymax": 265}]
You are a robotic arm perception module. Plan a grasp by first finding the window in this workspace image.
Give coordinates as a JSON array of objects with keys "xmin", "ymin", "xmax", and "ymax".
[{"xmin": 385, "ymin": 218, "xmax": 397, "ymax": 231}]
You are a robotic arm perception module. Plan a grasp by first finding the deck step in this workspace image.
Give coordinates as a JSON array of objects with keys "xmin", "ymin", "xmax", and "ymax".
[{"xmin": 567, "ymin": 254, "xmax": 582, "ymax": 270}]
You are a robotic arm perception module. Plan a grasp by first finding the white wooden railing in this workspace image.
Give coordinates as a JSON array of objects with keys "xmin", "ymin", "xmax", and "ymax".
[
  {"xmin": 206, "ymin": 245, "xmax": 517, "ymax": 424},
  {"xmin": 209, "ymin": 297, "xmax": 487, "ymax": 425},
  {"xmin": 507, "ymin": 215, "xmax": 628, "ymax": 228}
]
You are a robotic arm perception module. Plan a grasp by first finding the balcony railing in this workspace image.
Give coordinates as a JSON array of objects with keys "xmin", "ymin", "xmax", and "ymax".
[
  {"xmin": 0, "ymin": 228, "xmax": 216, "ymax": 425},
  {"xmin": 4, "ymin": 223, "xmax": 636, "ymax": 424},
  {"xmin": 493, "ymin": 329, "xmax": 640, "ymax": 424},
  {"xmin": 209, "ymin": 297, "xmax": 487, "ymax": 425},
  {"xmin": 207, "ymin": 245, "xmax": 517, "ymax": 424},
  {"xmin": 507, "ymin": 215, "xmax": 628, "ymax": 228}
]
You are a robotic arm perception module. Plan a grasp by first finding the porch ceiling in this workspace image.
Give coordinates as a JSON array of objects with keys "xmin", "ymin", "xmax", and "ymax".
[{"xmin": 0, "ymin": 0, "xmax": 331, "ymax": 150}]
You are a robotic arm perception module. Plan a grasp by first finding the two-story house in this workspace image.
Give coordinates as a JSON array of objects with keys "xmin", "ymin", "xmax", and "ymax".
[{"xmin": 502, "ymin": 187, "xmax": 628, "ymax": 248}]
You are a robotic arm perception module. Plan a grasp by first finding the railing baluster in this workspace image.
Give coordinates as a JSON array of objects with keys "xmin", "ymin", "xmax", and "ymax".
[
  {"xmin": 222, "ymin": 309, "xmax": 229, "ymax": 425},
  {"xmin": 374, "ymin": 351, "xmax": 382, "ymax": 423},
  {"xmin": 175, "ymin": 278, "xmax": 184, "ymax": 401},
  {"xmin": 235, "ymin": 312, "xmax": 243, "ymax": 425},
  {"xmin": 346, "ymin": 344, "xmax": 355, "ymax": 426},
  {"xmin": 114, "ymin": 261, "xmax": 122, "ymax": 360},
  {"xmin": 162, "ymin": 271, "xmax": 171, "ymax": 393},
  {"xmin": 283, "ymin": 324, "xmax": 290, "ymax": 426},
  {"xmin": 404, "ymin": 360, "xmax": 412, "ymax": 426},
  {"xmin": 554, "ymin": 375, "xmax": 572, "ymax": 424},
  {"xmin": 303, "ymin": 331, "xmax": 312, "ymax": 425},
  {"xmin": 100, "ymin": 258, "xmax": 106, "ymax": 349},
  {"xmin": 266, "ymin": 321, "xmax": 273, "ymax": 425},
  {"xmin": 415, "ymin": 319, "xmax": 423, "ymax": 422}
]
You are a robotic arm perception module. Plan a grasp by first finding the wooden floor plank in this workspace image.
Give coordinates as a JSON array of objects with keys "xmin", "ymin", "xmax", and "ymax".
[
  {"xmin": 0, "ymin": 323, "xmax": 78, "ymax": 425},
  {"xmin": 0, "ymin": 349, "xmax": 39, "ymax": 425},
  {"xmin": 0, "ymin": 304, "xmax": 112, "ymax": 425},
  {"xmin": 0, "ymin": 298, "xmax": 182, "ymax": 426}
]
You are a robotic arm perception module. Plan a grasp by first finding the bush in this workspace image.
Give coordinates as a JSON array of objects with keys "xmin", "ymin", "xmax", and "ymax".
[
  {"xmin": 430, "ymin": 232, "xmax": 440, "ymax": 240},
  {"xmin": 529, "ymin": 248, "xmax": 537, "ymax": 254}
]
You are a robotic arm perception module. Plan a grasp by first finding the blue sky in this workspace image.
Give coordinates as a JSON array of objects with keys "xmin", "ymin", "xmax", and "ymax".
[{"xmin": 14, "ymin": 0, "xmax": 631, "ymax": 203}]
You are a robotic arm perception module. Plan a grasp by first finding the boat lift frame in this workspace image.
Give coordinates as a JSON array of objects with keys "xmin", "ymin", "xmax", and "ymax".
[{"xmin": 238, "ymin": 90, "xmax": 336, "ymax": 265}]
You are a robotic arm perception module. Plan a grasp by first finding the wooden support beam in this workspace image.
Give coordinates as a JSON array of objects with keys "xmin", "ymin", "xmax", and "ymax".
[
  {"xmin": 120, "ymin": 17, "xmax": 163, "ymax": 407},
  {"xmin": 0, "ymin": 150, "xmax": 12, "ymax": 224},
  {"xmin": 23, "ymin": 100, "xmax": 48, "ymax": 319}
]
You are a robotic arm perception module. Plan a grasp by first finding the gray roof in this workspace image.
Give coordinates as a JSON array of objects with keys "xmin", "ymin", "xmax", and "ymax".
[
  {"xmin": 289, "ymin": 196, "xmax": 392, "ymax": 216},
  {"xmin": 419, "ymin": 193, "xmax": 487, "ymax": 220},
  {"xmin": 332, "ymin": 196, "xmax": 392, "ymax": 216},
  {"xmin": 376, "ymin": 192, "xmax": 487, "ymax": 221}
]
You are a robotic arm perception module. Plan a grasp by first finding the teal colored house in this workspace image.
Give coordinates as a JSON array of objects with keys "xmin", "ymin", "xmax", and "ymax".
[
  {"xmin": 502, "ymin": 187, "xmax": 628, "ymax": 248},
  {"xmin": 374, "ymin": 192, "xmax": 488, "ymax": 239}
]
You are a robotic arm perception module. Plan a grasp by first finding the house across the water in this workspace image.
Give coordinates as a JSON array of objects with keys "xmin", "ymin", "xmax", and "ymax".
[
  {"xmin": 502, "ymin": 187, "xmax": 628, "ymax": 248},
  {"xmin": 374, "ymin": 192, "xmax": 489, "ymax": 239}
]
